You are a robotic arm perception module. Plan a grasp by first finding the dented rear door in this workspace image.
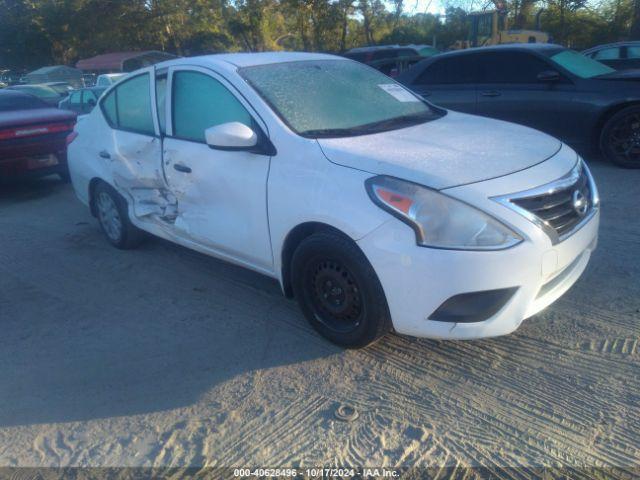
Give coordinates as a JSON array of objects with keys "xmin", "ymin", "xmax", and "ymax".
[{"xmin": 102, "ymin": 67, "xmax": 176, "ymax": 220}]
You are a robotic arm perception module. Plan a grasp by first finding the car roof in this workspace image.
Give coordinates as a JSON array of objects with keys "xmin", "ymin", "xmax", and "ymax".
[
  {"xmin": 436, "ymin": 43, "xmax": 564, "ymax": 58},
  {"xmin": 346, "ymin": 45, "xmax": 419, "ymax": 53},
  {"xmin": 583, "ymin": 41, "xmax": 640, "ymax": 53},
  {"xmin": 155, "ymin": 52, "xmax": 345, "ymax": 69}
]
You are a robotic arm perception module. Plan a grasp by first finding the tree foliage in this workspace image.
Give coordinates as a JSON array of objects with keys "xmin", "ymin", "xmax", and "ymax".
[{"xmin": 0, "ymin": 0, "xmax": 636, "ymax": 70}]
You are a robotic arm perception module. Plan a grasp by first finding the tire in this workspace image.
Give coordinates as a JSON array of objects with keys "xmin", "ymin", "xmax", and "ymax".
[
  {"xmin": 93, "ymin": 182, "xmax": 145, "ymax": 249},
  {"xmin": 601, "ymin": 105, "xmax": 640, "ymax": 168},
  {"xmin": 291, "ymin": 231, "xmax": 392, "ymax": 348}
]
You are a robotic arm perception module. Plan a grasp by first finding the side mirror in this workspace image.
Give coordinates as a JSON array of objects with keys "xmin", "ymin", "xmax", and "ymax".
[
  {"xmin": 537, "ymin": 70, "xmax": 561, "ymax": 82},
  {"xmin": 205, "ymin": 122, "xmax": 258, "ymax": 151},
  {"xmin": 87, "ymin": 98, "xmax": 96, "ymax": 107}
]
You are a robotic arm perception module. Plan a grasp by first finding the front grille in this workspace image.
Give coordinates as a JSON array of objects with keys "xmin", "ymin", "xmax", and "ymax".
[
  {"xmin": 512, "ymin": 166, "xmax": 591, "ymax": 238},
  {"xmin": 494, "ymin": 160, "xmax": 598, "ymax": 245}
]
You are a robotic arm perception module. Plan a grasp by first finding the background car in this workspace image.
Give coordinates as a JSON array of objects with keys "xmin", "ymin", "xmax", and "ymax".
[
  {"xmin": 44, "ymin": 81, "xmax": 74, "ymax": 96},
  {"xmin": 59, "ymin": 86, "xmax": 106, "ymax": 115},
  {"xmin": 5, "ymin": 84, "xmax": 63, "ymax": 107},
  {"xmin": 583, "ymin": 41, "xmax": 640, "ymax": 70},
  {"xmin": 344, "ymin": 44, "xmax": 438, "ymax": 63},
  {"xmin": 0, "ymin": 90, "xmax": 76, "ymax": 181},
  {"xmin": 398, "ymin": 43, "xmax": 640, "ymax": 168},
  {"xmin": 95, "ymin": 73, "xmax": 126, "ymax": 87}
]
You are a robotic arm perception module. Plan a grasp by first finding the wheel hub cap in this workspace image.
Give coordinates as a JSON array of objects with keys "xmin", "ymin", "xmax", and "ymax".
[
  {"xmin": 96, "ymin": 192, "xmax": 122, "ymax": 242},
  {"xmin": 308, "ymin": 260, "xmax": 362, "ymax": 332}
]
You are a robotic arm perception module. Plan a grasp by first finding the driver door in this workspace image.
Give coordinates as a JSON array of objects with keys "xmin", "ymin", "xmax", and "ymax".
[{"xmin": 161, "ymin": 66, "xmax": 274, "ymax": 271}]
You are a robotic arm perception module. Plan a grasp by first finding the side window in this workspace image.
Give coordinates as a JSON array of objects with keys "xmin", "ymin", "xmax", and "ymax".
[
  {"xmin": 593, "ymin": 48, "xmax": 620, "ymax": 60},
  {"xmin": 172, "ymin": 71, "xmax": 252, "ymax": 143},
  {"xmin": 69, "ymin": 91, "xmax": 82, "ymax": 105},
  {"xmin": 155, "ymin": 74, "xmax": 167, "ymax": 134},
  {"xmin": 626, "ymin": 46, "xmax": 640, "ymax": 59},
  {"xmin": 116, "ymin": 74, "xmax": 155, "ymax": 134},
  {"xmin": 102, "ymin": 89, "xmax": 117, "ymax": 124},
  {"xmin": 100, "ymin": 74, "xmax": 155, "ymax": 135},
  {"xmin": 478, "ymin": 52, "xmax": 553, "ymax": 83},
  {"xmin": 83, "ymin": 90, "xmax": 97, "ymax": 106},
  {"xmin": 414, "ymin": 56, "xmax": 476, "ymax": 85}
]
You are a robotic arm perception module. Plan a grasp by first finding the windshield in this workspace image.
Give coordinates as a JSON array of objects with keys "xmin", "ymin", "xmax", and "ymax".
[
  {"xmin": 240, "ymin": 60, "xmax": 439, "ymax": 138},
  {"xmin": 12, "ymin": 85, "xmax": 60, "ymax": 99},
  {"xmin": 550, "ymin": 50, "xmax": 615, "ymax": 78}
]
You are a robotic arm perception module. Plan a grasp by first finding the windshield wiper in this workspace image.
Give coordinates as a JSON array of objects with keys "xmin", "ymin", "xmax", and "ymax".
[
  {"xmin": 300, "ymin": 127, "xmax": 365, "ymax": 138},
  {"xmin": 301, "ymin": 113, "xmax": 435, "ymax": 139},
  {"xmin": 359, "ymin": 113, "xmax": 433, "ymax": 133}
]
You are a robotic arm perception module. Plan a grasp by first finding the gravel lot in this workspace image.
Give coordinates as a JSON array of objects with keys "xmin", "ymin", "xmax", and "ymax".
[{"xmin": 0, "ymin": 157, "xmax": 638, "ymax": 474}]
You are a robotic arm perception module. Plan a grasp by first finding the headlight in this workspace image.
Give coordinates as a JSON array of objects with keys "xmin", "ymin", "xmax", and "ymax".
[{"xmin": 365, "ymin": 176, "xmax": 522, "ymax": 250}]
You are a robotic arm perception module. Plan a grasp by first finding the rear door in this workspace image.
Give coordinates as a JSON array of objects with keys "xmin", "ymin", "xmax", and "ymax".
[
  {"xmin": 475, "ymin": 50, "xmax": 584, "ymax": 143},
  {"xmin": 98, "ymin": 67, "xmax": 169, "ymax": 218},
  {"xmin": 407, "ymin": 55, "xmax": 478, "ymax": 113}
]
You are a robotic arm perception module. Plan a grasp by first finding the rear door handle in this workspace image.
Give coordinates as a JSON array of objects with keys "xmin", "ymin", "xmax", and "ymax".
[
  {"xmin": 99, "ymin": 150, "xmax": 111, "ymax": 159},
  {"xmin": 480, "ymin": 90, "xmax": 501, "ymax": 97},
  {"xmin": 173, "ymin": 163, "xmax": 192, "ymax": 173}
]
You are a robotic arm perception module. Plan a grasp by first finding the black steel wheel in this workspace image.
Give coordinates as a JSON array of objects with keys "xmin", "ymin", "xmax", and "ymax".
[
  {"xmin": 602, "ymin": 105, "xmax": 640, "ymax": 168},
  {"xmin": 291, "ymin": 231, "xmax": 391, "ymax": 348},
  {"xmin": 306, "ymin": 258, "xmax": 364, "ymax": 333}
]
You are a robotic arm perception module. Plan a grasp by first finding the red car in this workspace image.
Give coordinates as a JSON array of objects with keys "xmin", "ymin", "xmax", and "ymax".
[{"xmin": 0, "ymin": 90, "xmax": 77, "ymax": 181}]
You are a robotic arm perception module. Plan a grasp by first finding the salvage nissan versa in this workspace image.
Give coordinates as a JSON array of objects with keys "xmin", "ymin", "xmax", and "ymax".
[{"xmin": 67, "ymin": 52, "xmax": 600, "ymax": 347}]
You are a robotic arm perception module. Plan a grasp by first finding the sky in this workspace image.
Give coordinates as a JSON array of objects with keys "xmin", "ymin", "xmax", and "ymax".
[{"xmin": 404, "ymin": 0, "xmax": 447, "ymax": 15}]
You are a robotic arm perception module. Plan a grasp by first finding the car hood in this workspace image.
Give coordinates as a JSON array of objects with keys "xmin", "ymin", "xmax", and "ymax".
[{"xmin": 317, "ymin": 111, "xmax": 562, "ymax": 190}]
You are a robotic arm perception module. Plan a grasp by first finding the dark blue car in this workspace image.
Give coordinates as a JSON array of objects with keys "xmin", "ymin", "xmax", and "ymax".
[{"xmin": 398, "ymin": 44, "xmax": 640, "ymax": 168}]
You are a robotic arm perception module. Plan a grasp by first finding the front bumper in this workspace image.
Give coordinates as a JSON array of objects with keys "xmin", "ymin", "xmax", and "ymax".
[{"xmin": 357, "ymin": 208, "xmax": 599, "ymax": 340}]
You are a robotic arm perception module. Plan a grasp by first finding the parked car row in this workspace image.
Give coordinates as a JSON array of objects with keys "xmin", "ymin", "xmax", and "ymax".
[
  {"xmin": 0, "ymin": 89, "xmax": 77, "ymax": 181},
  {"xmin": 0, "ymin": 73, "xmax": 126, "ymax": 182}
]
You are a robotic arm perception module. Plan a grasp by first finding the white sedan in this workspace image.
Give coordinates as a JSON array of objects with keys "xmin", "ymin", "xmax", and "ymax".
[{"xmin": 67, "ymin": 52, "xmax": 599, "ymax": 347}]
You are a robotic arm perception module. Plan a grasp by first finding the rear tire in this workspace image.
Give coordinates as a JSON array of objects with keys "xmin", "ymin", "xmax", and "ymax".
[
  {"xmin": 93, "ymin": 182, "xmax": 145, "ymax": 249},
  {"xmin": 601, "ymin": 105, "xmax": 640, "ymax": 168},
  {"xmin": 291, "ymin": 231, "xmax": 392, "ymax": 348}
]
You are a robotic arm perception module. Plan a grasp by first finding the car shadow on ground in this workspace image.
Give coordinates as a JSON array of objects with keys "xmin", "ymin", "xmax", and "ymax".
[
  {"xmin": 0, "ymin": 187, "xmax": 340, "ymax": 427},
  {"xmin": 0, "ymin": 175, "xmax": 67, "ymax": 203}
]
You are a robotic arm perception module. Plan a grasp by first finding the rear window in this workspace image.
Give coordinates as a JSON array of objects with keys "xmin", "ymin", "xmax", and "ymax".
[{"xmin": 0, "ymin": 94, "xmax": 48, "ymax": 112}]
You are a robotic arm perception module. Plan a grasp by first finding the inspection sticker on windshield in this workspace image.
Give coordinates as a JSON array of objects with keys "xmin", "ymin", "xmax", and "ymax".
[{"xmin": 378, "ymin": 84, "xmax": 419, "ymax": 102}]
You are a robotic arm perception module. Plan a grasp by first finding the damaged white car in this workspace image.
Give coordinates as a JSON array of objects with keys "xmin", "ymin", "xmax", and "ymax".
[{"xmin": 68, "ymin": 52, "xmax": 599, "ymax": 347}]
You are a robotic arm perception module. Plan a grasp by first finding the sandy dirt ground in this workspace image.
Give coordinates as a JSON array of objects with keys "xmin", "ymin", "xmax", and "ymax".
[{"xmin": 0, "ymin": 158, "xmax": 638, "ymax": 475}]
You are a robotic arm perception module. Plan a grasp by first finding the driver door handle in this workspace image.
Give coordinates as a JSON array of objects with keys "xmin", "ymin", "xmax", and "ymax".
[
  {"xmin": 480, "ymin": 90, "xmax": 501, "ymax": 97},
  {"xmin": 99, "ymin": 150, "xmax": 111, "ymax": 159},
  {"xmin": 173, "ymin": 163, "xmax": 192, "ymax": 173}
]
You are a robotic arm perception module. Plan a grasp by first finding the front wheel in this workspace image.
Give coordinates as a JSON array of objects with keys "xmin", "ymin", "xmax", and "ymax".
[
  {"xmin": 93, "ymin": 182, "xmax": 145, "ymax": 249},
  {"xmin": 291, "ymin": 232, "xmax": 392, "ymax": 348},
  {"xmin": 601, "ymin": 105, "xmax": 640, "ymax": 168}
]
